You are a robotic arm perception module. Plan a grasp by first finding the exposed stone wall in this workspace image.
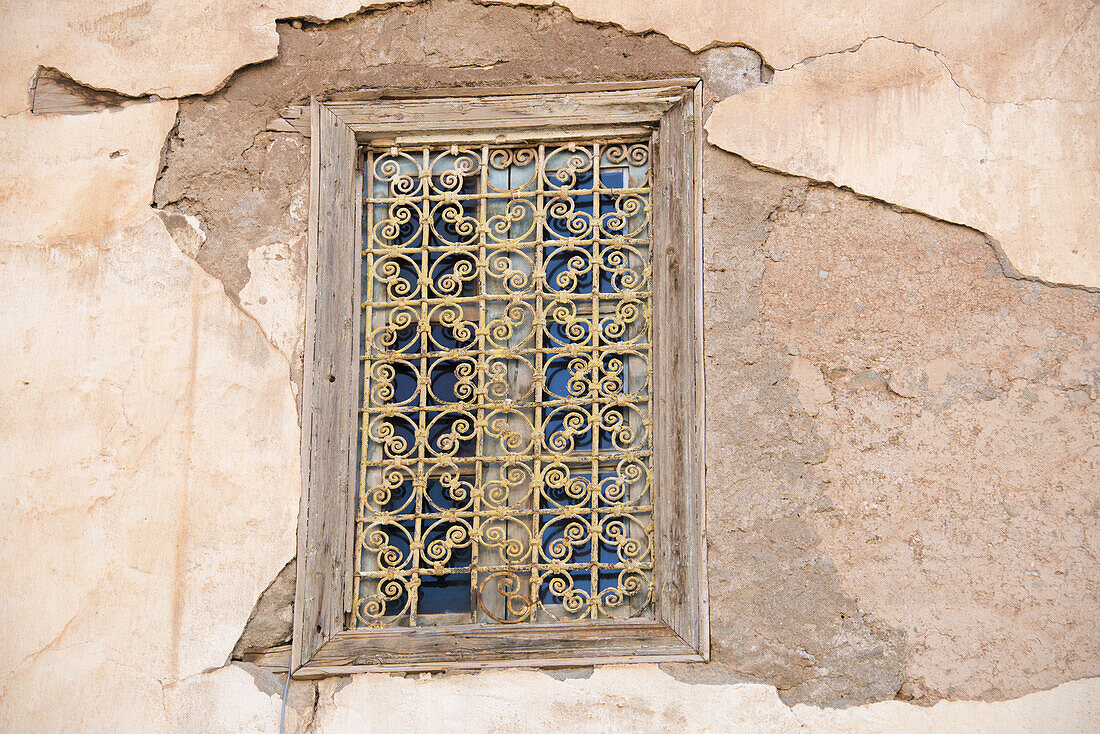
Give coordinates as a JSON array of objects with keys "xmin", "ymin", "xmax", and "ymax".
[
  {"xmin": 1, "ymin": 0, "xmax": 1097, "ymax": 731},
  {"xmin": 760, "ymin": 186, "xmax": 1100, "ymax": 701}
]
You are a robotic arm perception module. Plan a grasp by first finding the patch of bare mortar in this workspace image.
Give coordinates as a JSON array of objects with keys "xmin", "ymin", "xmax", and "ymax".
[
  {"xmin": 540, "ymin": 666, "xmax": 595, "ymax": 681},
  {"xmin": 472, "ymin": 0, "xmax": 729, "ymax": 53},
  {"xmin": 696, "ymin": 45, "xmax": 766, "ymax": 99},
  {"xmin": 149, "ymin": 0, "xmax": 906, "ymax": 707},
  {"xmin": 654, "ymin": 147, "xmax": 908, "ymax": 707},
  {"xmin": 759, "ymin": 183, "xmax": 1100, "ymax": 702},
  {"xmin": 29, "ymin": 66, "xmax": 152, "ymax": 115},
  {"xmin": 328, "ymin": 676, "xmax": 358, "ymax": 696},
  {"xmin": 231, "ymin": 558, "xmax": 297, "ymax": 663},
  {"xmin": 156, "ymin": 210, "xmax": 206, "ymax": 260}
]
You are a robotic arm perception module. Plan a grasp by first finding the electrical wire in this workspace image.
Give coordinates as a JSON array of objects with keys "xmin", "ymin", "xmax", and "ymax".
[{"xmin": 279, "ymin": 657, "xmax": 291, "ymax": 734}]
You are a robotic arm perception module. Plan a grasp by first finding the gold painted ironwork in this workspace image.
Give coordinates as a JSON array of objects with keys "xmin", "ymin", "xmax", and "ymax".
[{"xmin": 354, "ymin": 138, "xmax": 654, "ymax": 627}]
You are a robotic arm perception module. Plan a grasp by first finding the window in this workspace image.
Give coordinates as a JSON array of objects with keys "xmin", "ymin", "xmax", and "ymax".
[
  {"xmin": 292, "ymin": 81, "xmax": 706, "ymax": 675},
  {"xmin": 357, "ymin": 139, "xmax": 654, "ymax": 627}
]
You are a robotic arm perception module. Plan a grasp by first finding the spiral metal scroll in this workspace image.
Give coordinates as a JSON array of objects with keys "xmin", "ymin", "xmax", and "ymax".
[{"xmin": 355, "ymin": 139, "xmax": 655, "ymax": 627}]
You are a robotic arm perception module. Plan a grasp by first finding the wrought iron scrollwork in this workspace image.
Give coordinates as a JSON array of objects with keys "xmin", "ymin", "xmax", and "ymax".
[{"xmin": 355, "ymin": 138, "xmax": 654, "ymax": 627}]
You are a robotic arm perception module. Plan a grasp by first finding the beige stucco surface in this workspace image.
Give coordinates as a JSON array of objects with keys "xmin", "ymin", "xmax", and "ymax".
[
  {"xmin": 518, "ymin": 1, "xmax": 1098, "ymax": 103},
  {"xmin": 312, "ymin": 667, "xmax": 1100, "ymax": 733},
  {"xmin": 1, "ymin": 0, "xmax": 1098, "ymax": 731},
  {"xmin": 0, "ymin": 103, "xmax": 301, "ymax": 729},
  {"xmin": 4, "ymin": 1, "xmax": 1093, "ymax": 109},
  {"xmin": 0, "ymin": 0, "xmax": 371, "ymax": 116},
  {"xmin": 706, "ymin": 37, "xmax": 1100, "ymax": 287},
  {"xmin": 2, "ymin": 1, "xmax": 1095, "ymax": 286}
]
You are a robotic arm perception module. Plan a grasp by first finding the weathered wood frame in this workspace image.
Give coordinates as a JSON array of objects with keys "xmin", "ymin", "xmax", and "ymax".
[{"xmin": 292, "ymin": 80, "xmax": 706, "ymax": 677}]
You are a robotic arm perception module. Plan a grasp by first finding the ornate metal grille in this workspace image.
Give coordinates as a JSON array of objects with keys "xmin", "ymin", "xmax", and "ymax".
[{"xmin": 355, "ymin": 138, "xmax": 654, "ymax": 627}]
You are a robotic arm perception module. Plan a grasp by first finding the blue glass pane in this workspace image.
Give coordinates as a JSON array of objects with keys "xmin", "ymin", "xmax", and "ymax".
[
  {"xmin": 384, "ymin": 362, "xmax": 419, "ymax": 405},
  {"xmin": 418, "ymin": 574, "xmax": 471, "ymax": 614},
  {"xmin": 544, "ymin": 169, "xmax": 628, "ymax": 294},
  {"xmin": 425, "ymin": 472, "xmax": 475, "ymax": 510},
  {"xmin": 381, "ymin": 416, "xmax": 416, "ymax": 459},
  {"xmin": 544, "ymin": 317, "xmax": 590, "ymax": 347},
  {"xmin": 426, "ymin": 250, "xmax": 478, "ymax": 297},
  {"xmin": 377, "ymin": 319, "xmax": 418, "ymax": 354},
  {"xmin": 430, "ymin": 322, "xmax": 476, "ymax": 351},
  {"xmin": 427, "ymin": 358, "xmax": 472, "ymax": 404},
  {"xmin": 540, "ymin": 572, "xmax": 591, "ymax": 607},
  {"xmin": 544, "ymin": 406, "xmax": 592, "ymax": 453},
  {"xmin": 383, "ymin": 203, "xmax": 421, "ymax": 248},
  {"xmin": 359, "ymin": 144, "xmax": 652, "ymax": 626},
  {"xmin": 418, "ymin": 517, "xmax": 472, "ymax": 614},
  {"xmin": 544, "ymin": 355, "xmax": 583, "ymax": 399},
  {"xmin": 377, "ymin": 480, "xmax": 415, "ymax": 514}
]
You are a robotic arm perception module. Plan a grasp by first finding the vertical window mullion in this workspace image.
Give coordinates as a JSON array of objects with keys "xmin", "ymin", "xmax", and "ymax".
[
  {"xmin": 412, "ymin": 146, "xmax": 430, "ymax": 626},
  {"xmin": 589, "ymin": 141, "xmax": 601, "ymax": 620},
  {"xmin": 471, "ymin": 145, "xmax": 488, "ymax": 621}
]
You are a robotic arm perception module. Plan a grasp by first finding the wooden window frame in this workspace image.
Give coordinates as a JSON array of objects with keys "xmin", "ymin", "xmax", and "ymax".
[{"xmin": 290, "ymin": 80, "xmax": 706, "ymax": 677}]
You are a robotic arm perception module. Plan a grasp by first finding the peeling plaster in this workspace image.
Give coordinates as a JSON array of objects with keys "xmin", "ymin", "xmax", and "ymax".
[
  {"xmin": 492, "ymin": 1, "xmax": 1098, "ymax": 104},
  {"xmin": 0, "ymin": 210, "xmax": 300, "ymax": 726},
  {"xmin": 0, "ymin": 104, "xmax": 300, "ymax": 728},
  {"xmin": 155, "ymin": 6, "xmax": 913, "ymax": 705},
  {"xmin": 705, "ymin": 37, "xmax": 1100, "ymax": 288},
  {"xmin": 5, "ymin": 0, "xmax": 1094, "ymax": 290},
  {"xmin": 0, "ymin": 102, "xmax": 178, "ymax": 244},
  {"xmin": 0, "ymin": 0, "xmax": 379, "ymax": 115},
  {"xmin": 310, "ymin": 666, "xmax": 1100, "ymax": 733},
  {"xmin": 5, "ymin": 1, "xmax": 1093, "ymax": 109},
  {"xmin": 1, "ymin": 0, "xmax": 1099, "ymax": 729},
  {"xmin": 163, "ymin": 663, "xmax": 315, "ymax": 733}
]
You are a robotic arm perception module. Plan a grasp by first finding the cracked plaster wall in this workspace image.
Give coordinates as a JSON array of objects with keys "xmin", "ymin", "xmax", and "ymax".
[
  {"xmin": 706, "ymin": 36, "xmax": 1100, "ymax": 289},
  {"xmin": 3, "ymin": 0, "xmax": 1096, "ymax": 287},
  {"xmin": 1, "ymin": 0, "xmax": 1098, "ymax": 731},
  {"xmin": 0, "ymin": 102, "xmax": 301, "ymax": 730}
]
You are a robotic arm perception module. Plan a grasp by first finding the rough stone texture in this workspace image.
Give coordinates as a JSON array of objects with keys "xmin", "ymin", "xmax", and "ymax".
[
  {"xmin": 0, "ymin": 104, "xmax": 301, "ymax": 729},
  {"xmin": 6, "ymin": 1, "xmax": 1095, "ymax": 290},
  {"xmin": 2, "ymin": 0, "xmax": 1099, "ymax": 730},
  {"xmin": 706, "ymin": 37, "xmax": 1100, "ymax": 288},
  {"xmin": 760, "ymin": 185, "xmax": 1100, "ymax": 702},
  {"xmin": 674, "ymin": 151, "xmax": 907, "ymax": 705},
  {"xmin": 152, "ymin": 0, "xmax": 723, "ymax": 299},
  {"xmin": 233, "ymin": 559, "xmax": 297, "ymax": 659}
]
